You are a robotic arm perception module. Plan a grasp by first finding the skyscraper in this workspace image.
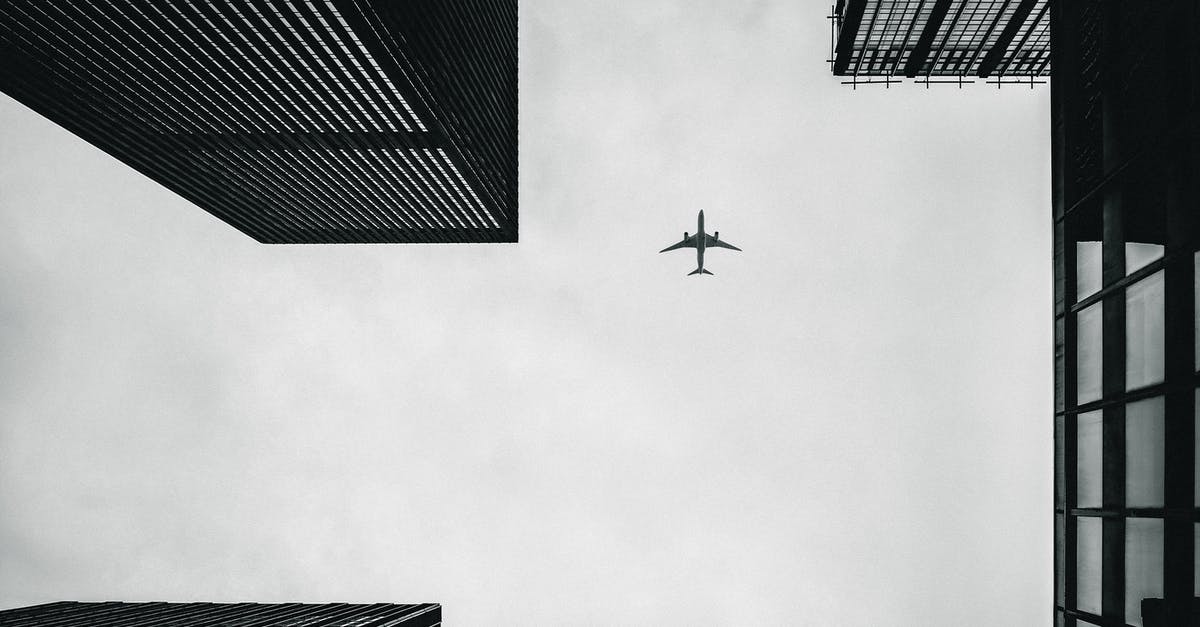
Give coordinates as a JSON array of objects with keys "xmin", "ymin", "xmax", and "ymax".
[
  {"xmin": 831, "ymin": 0, "xmax": 1050, "ymax": 81},
  {"xmin": 0, "ymin": 602, "xmax": 441, "ymax": 626},
  {"xmin": 0, "ymin": 0, "xmax": 517, "ymax": 243},
  {"xmin": 1052, "ymin": 2, "xmax": 1198, "ymax": 625},
  {"xmin": 831, "ymin": 1, "xmax": 1199, "ymax": 625}
]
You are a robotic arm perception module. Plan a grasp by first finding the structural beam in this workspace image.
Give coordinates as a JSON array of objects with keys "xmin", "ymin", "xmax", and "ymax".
[
  {"xmin": 903, "ymin": 0, "xmax": 953, "ymax": 77},
  {"xmin": 976, "ymin": 0, "xmax": 1039, "ymax": 77},
  {"xmin": 832, "ymin": 0, "xmax": 867, "ymax": 75},
  {"xmin": 162, "ymin": 131, "xmax": 446, "ymax": 152}
]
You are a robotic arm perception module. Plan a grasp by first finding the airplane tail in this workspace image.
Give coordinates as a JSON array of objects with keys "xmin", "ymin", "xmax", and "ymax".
[{"xmin": 688, "ymin": 268, "xmax": 714, "ymax": 276}]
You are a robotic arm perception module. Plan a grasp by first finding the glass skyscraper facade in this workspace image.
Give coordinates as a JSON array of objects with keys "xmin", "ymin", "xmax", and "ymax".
[
  {"xmin": 0, "ymin": 0, "xmax": 517, "ymax": 243},
  {"xmin": 1053, "ymin": 1, "xmax": 1198, "ymax": 625}
]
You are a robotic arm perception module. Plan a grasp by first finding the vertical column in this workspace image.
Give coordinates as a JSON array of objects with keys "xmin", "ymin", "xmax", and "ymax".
[
  {"xmin": 1052, "ymin": 3, "xmax": 1077, "ymax": 625},
  {"xmin": 1161, "ymin": 3, "xmax": 1199, "ymax": 624}
]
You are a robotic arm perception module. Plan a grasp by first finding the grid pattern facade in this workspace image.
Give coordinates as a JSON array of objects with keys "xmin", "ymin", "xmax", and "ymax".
[
  {"xmin": 832, "ymin": 0, "xmax": 1050, "ymax": 78},
  {"xmin": 0, "ymin": 602, "xmax": 441, "ymax": 626},
  {"xmin": 0, "ymin": 0, "xmax": 517, "ymax": 243},
  {"xmin": 1052, "ymin": 1, "xmax": 1200, "ymax": 626}
]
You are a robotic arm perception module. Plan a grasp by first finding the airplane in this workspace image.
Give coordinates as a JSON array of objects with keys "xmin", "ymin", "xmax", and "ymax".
[{"xmin": 659, "ymin": 210, "xmax": 741, "ymax": 276}]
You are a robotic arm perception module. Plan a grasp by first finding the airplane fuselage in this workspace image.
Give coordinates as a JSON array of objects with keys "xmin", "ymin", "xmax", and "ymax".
[{"xmin": 658, "ymin": 209, "xmax": 738, "ymax": 275}]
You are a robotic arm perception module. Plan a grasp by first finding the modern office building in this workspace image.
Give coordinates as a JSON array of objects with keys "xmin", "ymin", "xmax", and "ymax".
[
  {"xmin": 832, "ymin": 1, "xmax": 1199, "ymax": 626},
  {"xmin": 831, "ymin": 0, "xmax": 1050, "ymax": 81},
  {"xmin": 0, "ymin": 0, "xmax": 517, "ymax": 243},
  {"xmin": 0, "ymin": 601, "xmax": 441, "ymax": 626},
  {"xmin": 1052, "ymin": 2, "xmax": 1198, "ymax": 625}
]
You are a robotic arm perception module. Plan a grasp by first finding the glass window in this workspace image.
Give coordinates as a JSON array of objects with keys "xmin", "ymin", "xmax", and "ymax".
[
  {"xmin": 1195, "ymin": 391, "xmax": 1199, "ymax": 507},
  {"xmin": 1125, "ymin": 517, "xmax": 1164, "ymax": 627},
  {"xmin": 1194, "ymin": 252, "xmax": 1198, "ymax": 370},
  {"xmin": 1077, "ymin": 241, "xmax": 1102, "ymax": 301},
  {"xmin": 1056, "ymin": 414, "xmax": 1065, "ymax": 508},
  {"xmin": 1125, "ymin": 242, "xmax": 1164, "ymax": 275},
  {"xmin": 1126, "ymin": 270, "xmax": 1165, "ymax": 391},
  {"xmin": 1077, "ymin": 302, "xmax": 1103, "ymax": 405},
  {"xmin": 1126, "ymin": 397, "xmax": 1165, "ymax": 508},
  {"xmin": 1077, "ymin": 516, "xmax": 1103, "ymax": 615},
  {"xmin": 1056, "ymin": 513, "xmax": 1065, "ymax": 605},
  {"xmin": 1195, "ymin": 523, "xmax": 1199, "ymax": 597},
  {"xmin": 1069, "ymin": 202, "xmax": 1102, "ymax": 303},
  {"xmin": 1056, "ymin": 317, "xmax": 1066, "ymax": 412},
  {"xmin": 1078, "ymin": 410, "xmax": 1103, "ymax": 508}
]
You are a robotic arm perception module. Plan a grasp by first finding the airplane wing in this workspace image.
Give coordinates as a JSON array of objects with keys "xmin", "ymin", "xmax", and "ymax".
[
  {"xmin": 704, "ymin": 234, "xmax": 742, "ymax": 251},
  {"xmin": 659, "ymin": 234, "xmax": 698, "ymax": 253}
]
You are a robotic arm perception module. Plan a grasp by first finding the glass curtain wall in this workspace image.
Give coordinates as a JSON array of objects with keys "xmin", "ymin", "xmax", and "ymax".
[{"xmin": 1052, "ymin": 2, "xmax": 1198, "ymax": 626}]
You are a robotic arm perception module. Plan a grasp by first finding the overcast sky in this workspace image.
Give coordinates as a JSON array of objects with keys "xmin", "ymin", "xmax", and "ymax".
[{"xmin": 1, "ymin": 2, "xmax": 1052, "ymax": 625}]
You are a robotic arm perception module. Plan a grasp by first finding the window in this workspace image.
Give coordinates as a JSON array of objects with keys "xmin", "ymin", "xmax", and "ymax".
[
  {"xmin": 1125, "ymin": 397, "xmax": 1164, "ymax": 508},
  {"xmin": 1077, "ymin": 303, "xmax": 1103, "ymax": 405},
  {"xmin": 1125, "ymin": 242, "xmax": 1163, "ymax": 275},
  {"xmin": 1125, "ymin": 517, "xmax": 1163, "ymax": 627},
  {"xmin": 1077, "ymin": 516, "xmax": 1103, "ymax": 615},
  {"xmin": 1077, "ymin": 241, "xmax": 1102, "ymax": 301},
  {"xmin": 1055, "ymin": 414, "xmax": 1065, "ymax": 507},
  {"xmin": 1126, "ymin": 270, "xmax": 1164, "ymax": 391},
  {"xmin": 1077, "ymin": 410, "xmax": 1103, "ymax": 508},
  {"xmin": 1056, "ymin": 513, "xmax": 1065, "ymax": 605}
]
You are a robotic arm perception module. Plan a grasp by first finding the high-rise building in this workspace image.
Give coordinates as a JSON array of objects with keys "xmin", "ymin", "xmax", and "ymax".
[
  {"xmin": 0, "ymin": 0, "xmax": 517, "ymax": 243},
  {"xmin": 831, "ymin": 0, "xmax": 1050, "ymax": 81},
  {"xmin": 1051, "ymin": 2, "xmax": 1198, "ymax": 626},
  {"xmin": 0, "ymin": 601, "xmax": 441, "ymax": 626},
  {"xmin": 831, "ymin": 2, "xmax": 1199, "ymax": 625}
]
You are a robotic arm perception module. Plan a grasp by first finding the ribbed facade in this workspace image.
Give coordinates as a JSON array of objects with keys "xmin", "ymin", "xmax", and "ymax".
[
  {"xmin": 0, "ymin": 602, "xmax": 441, "ymax": 626},
  {"xmin": 831, "ymin": 0, "xmax": 1050, "ymax": 78},
  {"xmin": 0, "ymin": 0, "xmax": 517, "ymax": 243}
]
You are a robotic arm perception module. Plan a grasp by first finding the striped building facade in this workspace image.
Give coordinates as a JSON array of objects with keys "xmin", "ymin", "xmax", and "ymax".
[
  {"xmin": 0, "ymin": 602, "xmax": 441, "ymax": 626},
  {"xmin": 831, "ymin": 0, "xmax": 1050, "ymax": 80},
  {"xmin": 0, "ymin": 0, "xmax": 517, "ymax": 243}
]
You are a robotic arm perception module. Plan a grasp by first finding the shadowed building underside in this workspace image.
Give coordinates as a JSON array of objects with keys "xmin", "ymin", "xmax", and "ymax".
[
  {"xmin": 831, "ymin": 0, "xmax": 1050, "ymax": 79},
  {"xmin": 0, "ymin": 602, "xmax": 441, "ymax": 626},
  {"xmin": 0, "ymin": 0, "xmax": 517, "ymax": 243}
]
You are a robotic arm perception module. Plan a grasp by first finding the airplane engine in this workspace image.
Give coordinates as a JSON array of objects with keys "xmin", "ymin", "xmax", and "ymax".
[
  {"xmin": 714, "ymin": 231, "xmax": 719, "ymax": 240},
  {"xmin": 684, "ymin": 232, "xmax": 689, "ymax": 240}
]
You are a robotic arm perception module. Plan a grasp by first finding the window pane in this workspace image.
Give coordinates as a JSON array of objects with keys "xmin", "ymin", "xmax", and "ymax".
[
  {"xmin": 1125, "ymin": 517, "xmax": 1164, "ymax": 627},
  {"xmin": 1126, "ymin": 397, "xmax": 1165, "ymax": 508},
  {"xmin": 1056, "ymin": 414, "xmax": 1065, "ymax": 507},
  {"xmin": 1077, "ymin": 516, "xmax": 1103, "ymax": 615},
  {"xmin": 1077, "ymin": 302, "xmax": 1103, "ymax": 405},
  {"xmin": 1056, "ymin": 513, "xmax": 1065, "ymax": 605},
  {"xmin": 1078, "ymin": 410, "xmax": 1103, "ymax": 508},
  {"xmin": 1125, "ymin": 242, "xmax": 1164, "ymax": 275},
  {"xmin": 1126, "ymin": 270, "xmax": 1165, "ymax": 391},
  {"xmin": 1195, "ymin": 523, "xmax": 1199, "ymax": 597},
  {"xmin": 1195, "ymin": 391, "xmax": 1199, "ymax": 507},
  {"xmin": 1056, "ymin": 317, "xmax": 1066, "ymax": 412},
  {"xmin": 1077, "ymin": 241, "xmax": 1102, "ymax": 301},
  {"xmin": 1194, "ymin": 252, "xmax": 1198, "ymax": 370}
]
